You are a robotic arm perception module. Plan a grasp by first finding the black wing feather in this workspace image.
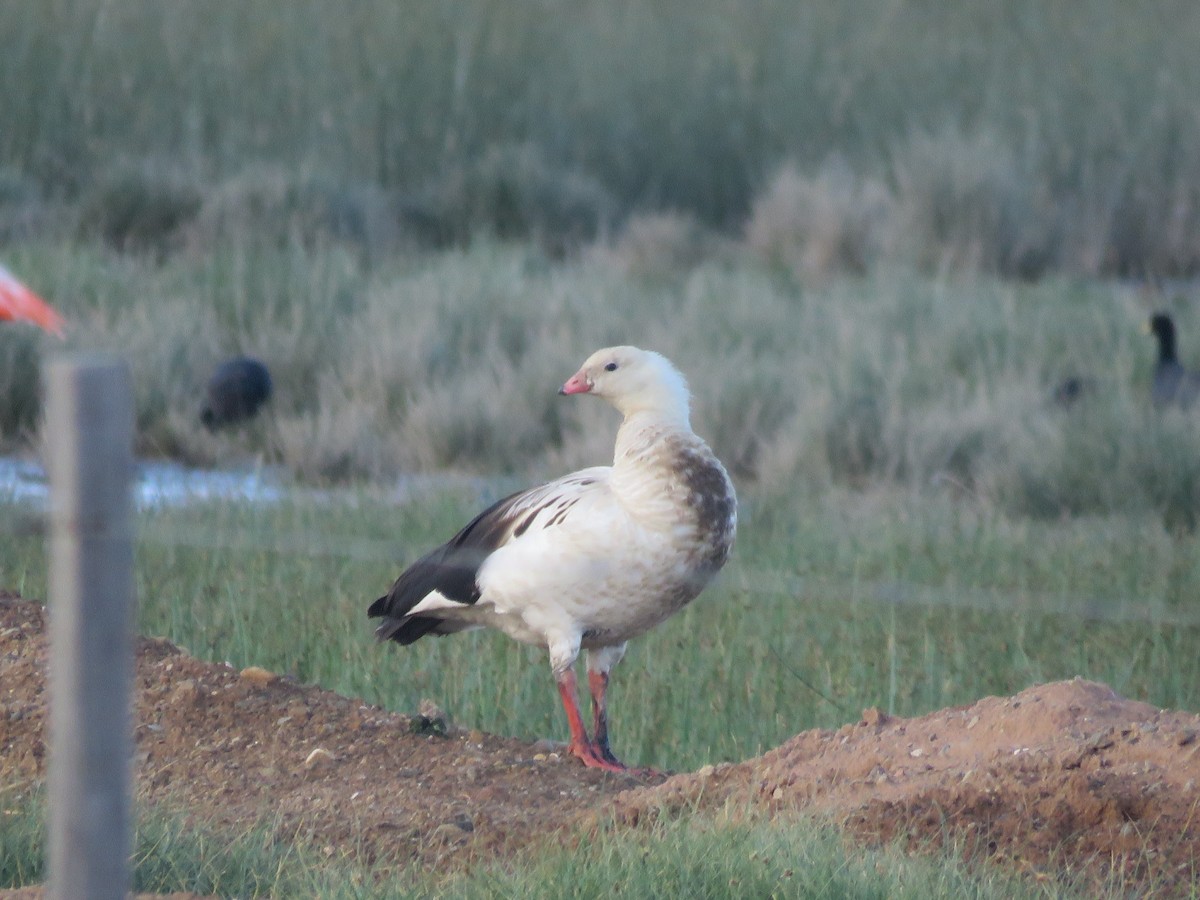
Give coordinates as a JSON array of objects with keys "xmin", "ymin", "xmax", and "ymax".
[{"xmin": 368, "ymin": 488, "xmax": 528, "ymax": 644}]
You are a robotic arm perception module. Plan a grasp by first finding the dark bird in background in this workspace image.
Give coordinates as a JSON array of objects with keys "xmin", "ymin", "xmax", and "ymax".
[
  {"xmin": 200, "ymin": 357, "xmax": 273, "ymax": 430},
  {"xmin": 1050, "ymin": 375, "xmax": 1097, "ymax": 409},
  {"xmin": 1145, "ymin": 313, "xmax": 1200, "ymax": 409}
]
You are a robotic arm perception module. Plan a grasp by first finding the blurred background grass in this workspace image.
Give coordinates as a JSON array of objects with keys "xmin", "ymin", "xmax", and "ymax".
[
  {"xmin": 4, "ymin": 240, "xmax": 1198, "ymax": 530},
  {"xmin": 3, "ymin": 5, "xmax": 1199, "ymax": 514},
  {"xmin": 0, "ymin": 0, "xmax": 1198, "ymax": 275}
]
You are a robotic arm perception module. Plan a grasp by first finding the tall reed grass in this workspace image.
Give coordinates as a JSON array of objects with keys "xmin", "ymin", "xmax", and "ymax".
[
  {"xmin": 1, "ymin": 1, "xmax": 1198, "ymax": 274},
  {"xmin": 4, "ymin": 239, "xmax": 1196, "ymax": 529}
]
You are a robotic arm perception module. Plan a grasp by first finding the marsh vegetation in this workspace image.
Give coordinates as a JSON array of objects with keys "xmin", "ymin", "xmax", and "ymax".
[{"xmin": 1, "ymin": 1, "xmax": 1198, "ymax": 895}]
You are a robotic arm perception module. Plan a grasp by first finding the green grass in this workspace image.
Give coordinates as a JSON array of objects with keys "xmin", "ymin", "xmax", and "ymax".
[
  {"xmin": 439, "ymin": 812, "xmax": 1075, "ymax": 900},
  {"xmin": 2, "ymin": 788, "xmax": 1099, "ymax": 898},
  {"xmin": 0, "ymin": 789, "xmax": 367, "ymax": 896},
  {"xmin": 3, "ymin": 482, "xmax": 1196, "ymax": 772}
]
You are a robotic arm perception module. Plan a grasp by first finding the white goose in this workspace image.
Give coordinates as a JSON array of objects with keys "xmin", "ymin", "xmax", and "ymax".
[{"xmin": 368, "ymin": 346, "xmax": 737, "ymax": 772}]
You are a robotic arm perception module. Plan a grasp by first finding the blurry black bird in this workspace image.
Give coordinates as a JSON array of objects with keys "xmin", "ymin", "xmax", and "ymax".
[
  {"xmin": 1050, "ymin": 375, "xmax": 1097, "ymax": 409},
  {"xmin": 200, "ymin": 357, "xmax": 273, "ymax": 430},
  {"xmin": 1145, "ymin": 313, "xmax": 1200, "ymax": 409}
]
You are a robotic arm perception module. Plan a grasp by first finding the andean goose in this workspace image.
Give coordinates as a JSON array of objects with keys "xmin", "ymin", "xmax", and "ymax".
[
  {"xmin": 368, "ymin": 346, "xmax": 737, "ymax": 772},
  {"xmin": 200, "ymin": 356, "xmax": 274, "ymax": 430},
  {"xmin": 1146, "ymin": 312, "xmax": 1200, "ymax": 408},
  {"xmin": 0, "ymin": 264, "xmax": 65, "ymax": 336}
]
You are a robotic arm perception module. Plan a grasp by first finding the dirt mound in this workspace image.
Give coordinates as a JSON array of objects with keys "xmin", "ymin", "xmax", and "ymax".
[
  {"xmin": 612, "ymin": 681, "xmax": 1200, "ymax": 889},
  {"xmin": 0, "ymin": 591, "xmax": 653, "ymax": 871},
  {"xmin": 3, "ymin": 590, "xmax": 1199, "ymax": 893}
]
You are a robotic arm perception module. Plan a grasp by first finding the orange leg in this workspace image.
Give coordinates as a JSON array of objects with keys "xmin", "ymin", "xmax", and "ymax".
[
  {"xmin": 587, "ymin": 669, "xmax": 622, "ymax": 766},
  {"xmin": 555, "ymin": 668, "xmax": 628, "ymax": 773}
]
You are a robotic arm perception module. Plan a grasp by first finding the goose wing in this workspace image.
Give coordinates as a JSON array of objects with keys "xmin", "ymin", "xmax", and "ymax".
[{"xmin": 368, "ymin": 467, "xmax": 610, "ymax": 643}]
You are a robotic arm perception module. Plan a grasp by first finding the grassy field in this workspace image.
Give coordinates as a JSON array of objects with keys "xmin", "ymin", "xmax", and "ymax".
[
  {"xmin": 2, "ymin": 237, "xmax": 1199, "ymax": 897},
  {"xmin": 4, "ymin": 483, "xmax": 1197, "ymax": 771},
  {"xmin": 0, "ymin": 788, "xmax": 1084, "ymax": 898},
  {"xmin": 2, "ymin": 476, "xmax": 1195, "ymax": 895},
  {"xmin": 2, "ymin": 1, "xmax": 1199, "ymax": 893},
  {"xmin": 4, "ymin": 239, "xmax": 1200, "ymax": 517},
  {"xmin": 1, "ymin": 1, "xmax": 1199, "ymax": 275},
  {"xmin": 3, "ymin": 228, "xmax": 1199, "ymax": 898}
]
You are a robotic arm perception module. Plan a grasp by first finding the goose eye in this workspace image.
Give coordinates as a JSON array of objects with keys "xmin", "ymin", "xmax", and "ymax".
[{"xmin": 604, "ymin": 362, "xmax": 618, "ymax": 372}]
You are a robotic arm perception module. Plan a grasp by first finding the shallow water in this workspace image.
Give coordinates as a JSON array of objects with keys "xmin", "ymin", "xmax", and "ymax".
[
  {"xmin": 0, "ymin": 455, "xmax": 511, "ymax": 511},
  {"xmin": 0, "ymin": 455, "xmax": 292, "ymax": 509}
]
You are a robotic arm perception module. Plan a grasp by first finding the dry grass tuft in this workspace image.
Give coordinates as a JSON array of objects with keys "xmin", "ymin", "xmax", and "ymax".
[
  {"xmin": 407, "ymin": 143, "xmax": 618, "ymax": 256},
  {"xmin": 744, "ymin": 158, "xmax": 892, "ymax": 281},
  {"xmin": 887, "ymin": 124, "xmax": 1052, "ymax": 279},
  {"xmin": 184, "ymin": 166, "xmax": 403, "ymax": 258},
  {"xmin": 591, "ymin": 211, "xmax": 717, "ymax": 281}
]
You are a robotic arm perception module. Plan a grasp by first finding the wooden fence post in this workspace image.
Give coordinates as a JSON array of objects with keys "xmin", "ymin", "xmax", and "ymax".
[{"xmin": 45, "ymin": 355, "xmax": 135, "ymax": 900}]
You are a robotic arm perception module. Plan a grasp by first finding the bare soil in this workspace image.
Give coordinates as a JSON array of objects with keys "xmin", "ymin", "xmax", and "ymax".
[{"xmin": 2, "ymin": 589, "xmax": 1198, "ymax": 895}]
